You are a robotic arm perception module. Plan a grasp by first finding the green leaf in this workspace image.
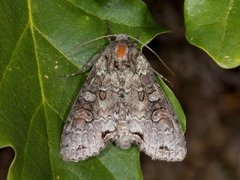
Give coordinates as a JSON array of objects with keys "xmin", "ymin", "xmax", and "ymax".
[
  {"xmin": 0, "ymin": 0, "xmax": 186, "ymax": 179},
  {"xmin": 185, "ymin": 0, "xmax": 240, "ymax": 68},
  {"xmin": 157, "ymin": 78, "xmax": 186, "ymax": 132}
]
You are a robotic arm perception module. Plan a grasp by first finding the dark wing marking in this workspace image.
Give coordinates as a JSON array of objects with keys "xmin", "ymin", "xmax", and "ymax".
[
  {"xmin": 128, "ymin": 54, "xmax": 187, "ymax": 161},
  {"xmin": 60, "ymin": 55, "xmax": 119, "ymax": 161}
]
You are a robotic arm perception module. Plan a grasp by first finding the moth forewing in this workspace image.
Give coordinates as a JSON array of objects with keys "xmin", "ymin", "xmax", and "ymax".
[{"xmin": 60, "ymin": 34, "xmax": 186, "ymax": 162}]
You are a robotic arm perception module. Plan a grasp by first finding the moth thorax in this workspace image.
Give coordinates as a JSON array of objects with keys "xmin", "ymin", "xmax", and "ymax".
[{"xmin": 115, "ymin": 43, "xmax": 128, "ymax": 60}]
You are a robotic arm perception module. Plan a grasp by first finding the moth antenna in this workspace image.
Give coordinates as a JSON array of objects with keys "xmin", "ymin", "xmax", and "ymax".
[
  {"xmin": 56, "ymin": 34, "xmax": 117, "ymax": 62},
  {"xmin": 42, "ymin": 71, "xmax": 85, "ymax": 82},
  {"xmin": 65, "ymin": 34, "xmax": 117, "ymax": 56},
  {"xmin": 55, "ymin": 34, "xmax": 118, "ymax": 74},
  {"xmin": 127, "ymin": 35, "xmax": 175, "ymax": 76},
  {"xmin": 57, "ymin": 70, "xmax": 84, "ymax": 79},
  {"xmin": 153, "ymin": 69, "xmax": 173, "ymax": 88}
]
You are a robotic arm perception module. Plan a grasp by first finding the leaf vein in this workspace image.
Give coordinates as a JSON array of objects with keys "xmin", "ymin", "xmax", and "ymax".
[
  {"xmin": 21, "ymin": 103, "xmax": 43, "ymax": 178},
  {"xmin": 46, "ymin": 102, "xmax": 64, "ymax": 122},
  {"xmin": 33, "ymin": 25, "xmax": 81, "ymax": 69},
  {"xmin": 0, "ymin": 22, "xmax": 29, "ymax": 88},
  {"xmin": 219, "ymin": 0, "xmax": 235, "ymax": 53}
]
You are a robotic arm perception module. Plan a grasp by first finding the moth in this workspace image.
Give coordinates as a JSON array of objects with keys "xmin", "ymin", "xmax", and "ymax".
[{"xmin": 60, "ymin": 34, "xmax": 187, "ymax": 162}]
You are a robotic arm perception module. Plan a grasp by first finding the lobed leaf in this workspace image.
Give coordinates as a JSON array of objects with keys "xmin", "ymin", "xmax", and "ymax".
[
  {"xmin": 0, "ymin": 0, "xmax": 185, "ymax": 179},
  {"xmin": 185, "ymin": 0, "xmax": 240, "ymax": 68}
]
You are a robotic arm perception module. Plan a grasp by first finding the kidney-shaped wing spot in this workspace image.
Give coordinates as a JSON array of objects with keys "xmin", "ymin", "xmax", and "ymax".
[
  {"xmin": 60, "ymin": 56, "xmax": 118, "ymax": 161},
  {"xmin": 132, "ymin": 54, "xmax": 186, "ymax": 161},
  {"xmin": 142, "ymin": 82, "xmax": 186, "ymax": 161}
]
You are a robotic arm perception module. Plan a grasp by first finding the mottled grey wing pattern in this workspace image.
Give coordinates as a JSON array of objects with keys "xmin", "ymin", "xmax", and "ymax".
[
  {"xmin": 60, "ymin": 55, "xmax": 119, "ymax": 161},
  {"xmin": 60, "ymin": 34, "xmax": 186, "ymax": 162},
  {"xmin": 127, "ymin": 54, "xmax": 186, "ymax": 161}
]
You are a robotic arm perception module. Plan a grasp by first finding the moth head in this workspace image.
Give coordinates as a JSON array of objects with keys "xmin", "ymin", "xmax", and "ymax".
[{"xmin": 115, "ymin": 34, "xmax": 130, "ymax": 41}]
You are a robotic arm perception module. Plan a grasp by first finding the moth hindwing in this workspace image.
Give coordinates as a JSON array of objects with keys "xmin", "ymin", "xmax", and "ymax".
[{"xmin": 60, "ymin": 34, "xmax": 187, "ymax": 162}]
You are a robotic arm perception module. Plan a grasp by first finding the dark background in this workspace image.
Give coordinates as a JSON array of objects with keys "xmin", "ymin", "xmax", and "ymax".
[
  {"xmin": 0, "ymin": 0, "xmax": 240, "ymax": 180},
  {"xmin": 141, "ymin": 0, "xmax": 240, "ymax": 179}
]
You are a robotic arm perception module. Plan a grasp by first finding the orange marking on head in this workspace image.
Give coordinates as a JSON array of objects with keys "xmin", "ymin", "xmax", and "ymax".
[{"xmin": 116, "ymin": 44, "xmax": 127, "ymax": 59}]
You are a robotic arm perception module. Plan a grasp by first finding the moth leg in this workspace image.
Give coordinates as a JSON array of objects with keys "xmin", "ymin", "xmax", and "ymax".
[
  {"xmin": 82, "ymin": 53, "xmax": 102, "ymax": 72},
  {"xmin": 57, "ymin": 70, "xmax": 84, "ymax": 79},
  {"xmin": 57, "ymin": 52, "xmax": 102, "ymax": 79},
  {"xmin": 102, "ymin": 131, "xmax": 117, "ymax": 143}
]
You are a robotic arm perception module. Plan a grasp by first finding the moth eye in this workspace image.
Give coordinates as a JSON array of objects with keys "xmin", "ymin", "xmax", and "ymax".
[{"xmin": 110, "ymin": 35, "xmax": 116, "ymax": 41}]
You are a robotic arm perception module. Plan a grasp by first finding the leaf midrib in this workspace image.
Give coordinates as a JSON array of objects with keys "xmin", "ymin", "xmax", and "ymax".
[
  {"xmin": 27, "ymin": 0, "xmax": 54, "ymax": 179},
  {"xmin": 25, "ymin": 0, "xmax": 117, "ymax": 179},
  {"xmin": 0, "ymin": 22, "xmax": 29, "ymax": 88}
]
